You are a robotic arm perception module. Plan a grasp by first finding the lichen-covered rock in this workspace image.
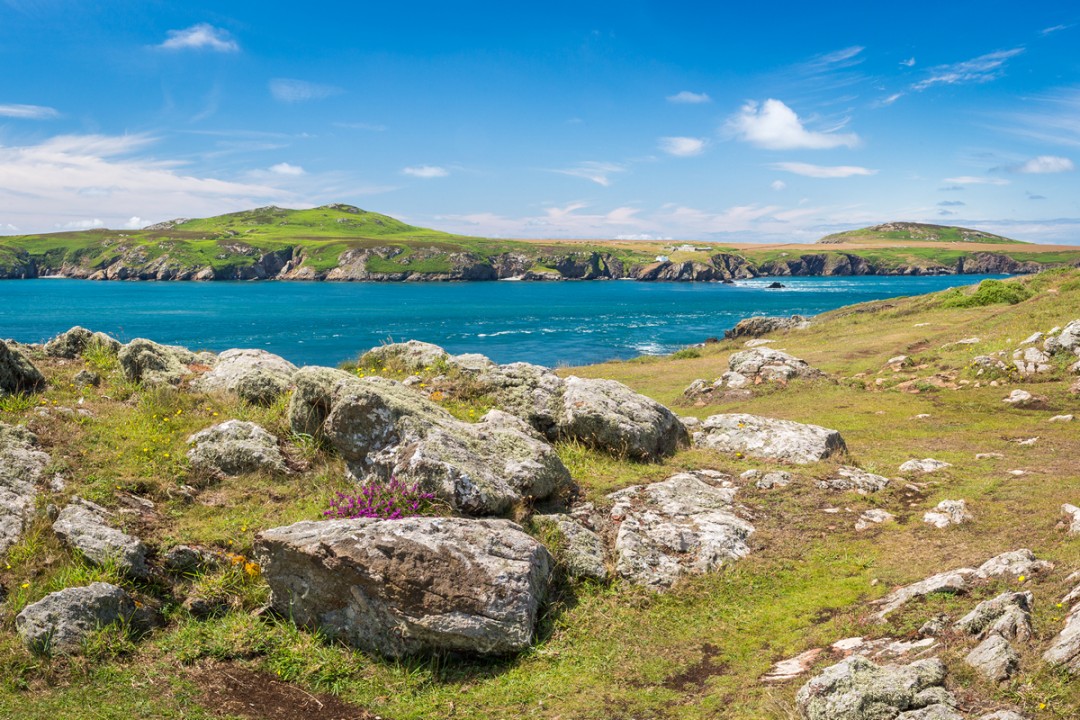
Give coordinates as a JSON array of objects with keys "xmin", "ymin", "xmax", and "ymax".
[
  {"xmin": 695, "ymin": 413, "xmax": 846, "ymax": 464},
  {"xmin": 0, "ymin": 341, "xmax": 45, "ymax": 396},
  {"xmin": 923, "ymin": 500, "xmax": 972, "ymax": 529},
  {"xmin": 43, "ymin": 326, "xmax": 121, "ymax": 359},
  {"xmin": 1044, "ymin": 319, "xmax": 1080, "ymax": 355},
  {"xmin": 873, "ymin": 569, "xmax": 979, "ymax": 620},
  {"xmin": 955, "ymin": 592, "xmax": 1032, "ymax": 642},
  {"xmin": 193, "ymin": 348, "xmax": 298, "ymax": 405},
  {"xmin": 473, "ymin": 362, "xmax": 565, "ymax": 437},
  {"xmin": 532, "ymin": 514, "xmax": 608, "ymax": 581},
  {"xmin": 0, "ymin": 423, "xmax": 51, "ymax": 556},
  {"xmin": 255, "ymin": 516, "xmax": 552, "ymax": 658},
  {"xmin": 558, "ymin": 376, "xmax": 688, "ymax": 460},
  {"xmin": 287, "ymin": 365, "xmax": 359, "ymax": 436},
  {"xmin": 186, "ymin": 420, "xmax": 288, "ymax": 476},
  {"xmin": 118, "ymin": 338, "xmax": 191, "ymax": 387},
  {"xmin": 724, "ymin": 347, "xmax": 824, "ymax": 385},
  {"xmin": 896, "ymin": 706, "xmax": 964, "ymax": 720},
  {"xmin": 965, "ymin": 634, "xmax": 1019, "ymax": 682},
  {"xmin": 359, "ymin": 340, "xmax": 450, "ymax": 372},
  {"xmin": 819, "ymin": 466, "xmax": 890, "ymax": 494},
  {"xmin": 607, "ymin": 471, "xmax": 754, "ymax": 589},
  {"xmin": 15, "ymin": 582, "xmax": 135, "ymax": 654},
  {"xmin": 795, "ymin": 656, "xmax": 953, "ymax": 720},
  {"xmin": 899, "ymin": 458, "xmax": 951, "ymax": 474},
  {"xmin": 975, "ymin": 549, "xmax": 1052, "ymax": 579},
  {"xmin": 1044, "ymin": 604, "xmax": 1080, "ymax": 673},
  {"xmin": 724, "ymin": 315, "xmax": 810, "ymax": 339},
  {"xmin": 1062, "ymin": 504, "xmax": 1080, "ymax": 535},
  {"xmin": 1012, "ymin": 346, "xmax": 1052, "ymax": 376},
  {"xmin": 52, "ymin": 498, "xmax": 149, "ymax": 577}
]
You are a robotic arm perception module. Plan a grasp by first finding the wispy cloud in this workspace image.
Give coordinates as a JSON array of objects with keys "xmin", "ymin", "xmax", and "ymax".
[
  {"xmin": 0, "ymin": 103, "xmax": 59, "ymax": 119},
  {"xmin": 402, "ymin": 165, "xmax": 448, "ymax": 179},
  {"xmin": 879, "ymin": 93, "xmax": 904, "ymax": 106},
  {"xmin": 666, "ymin": 91, "xmax": 711, "ymax": 104},
  {"xmin": 1000, "ymin": 87, "xmax": 1080, "ymax": 147},
  {"xmin": 1041, "ymin": 24, "xmax": 1070, "ymax": 35},
  {"xmin": 269, "ymin": 162, "xmax": 305, "ymax": 176},
  {"xmin": 771, "ymin": 162, "xmax": 876, "ymax": 178},
  {"xmin": 943, "ymin": 175, "xmax": 1010, "ymax": 185},
  {"xmin": 159, "ymin": 23, "xmax": 239, "ymax": 53},
  {"xmin": 938, "ymin": 200, "xmax": 966, "ymax": 207},
  {"xmin": 800, "ymin": 46, "xmax": 865, "ymax": 73},
  {"xmin": 269, "ymin": 79, "xmax": 343, "ymax": 103},
  {"xmin": 658, "ymin": 136, "xmax": 706, "ymax": 157},
  {"xmin": 770, "ymin": 180, "xmax": 786, "ymax": 191},
  {"xmin": 912, "ymin": 48, "xmax": 1024, "ymax": 91},
  {"xmin": 551, "ymin": 161, "xmax": 626, "ymax": 187},
  {"xmin": 1014, "ymin": 155, "xmax": 1074, "ymax": 173},
  {"xmin": 900, "ymin": 57, "xmax": 916, "ymax": 67},
  {"xmin": 727, "ymin": 99, "xmax": 860, "ymax": 150}
]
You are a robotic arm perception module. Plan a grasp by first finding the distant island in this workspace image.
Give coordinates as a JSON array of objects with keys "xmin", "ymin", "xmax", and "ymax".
[{"xmin": 1, "ymin": 204, "xmax": 1077, "ymax": 281}]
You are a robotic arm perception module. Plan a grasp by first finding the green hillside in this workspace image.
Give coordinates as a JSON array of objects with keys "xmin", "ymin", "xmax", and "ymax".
[{"xmin": 818, "ymin": 222, "xmax": 1023, "ymax": 245}]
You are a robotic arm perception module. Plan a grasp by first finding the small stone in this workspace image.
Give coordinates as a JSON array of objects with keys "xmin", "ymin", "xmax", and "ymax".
[
  {"xmin": 755, "ymin": 471, "xmax": 791, "ymax": 489},
  {"xmin": 1049, "ymin": 415, "xmax": 1074, "ymax": 423},
  {"xmin": 52, "ymin": 499, "xmax": 149, "ymax": 578},
  {"xmin": 1002, "ymin": 389, "xmax": 1038, "ymax": 407},
  {"xmin": 976, "ymin": 452, "xmax": 1004, "ymax": 460},
  {"xmin": 856, "ymin": 509, "xmax": 895, "ymax": 531},
  {"xmin": 761, "ymin": 648, "xmax": 823, "ymax": 683},
  {"xmin": 899, "ymin": 458, "xmax": 951, "ymax": 474},
  {"xmin": 1062, "ymin": 504, "xmax": 1080, "ymax": 535},
  {"xmin": 15, "ymin": 582, "xmax": 136, "ymax": 654},
  {"xmin": 923, "ymin": 500, "xmax": 972, "ymax": 529},
  {"xmin": 73, "ymin": 369, "xmax": 101, "ymax": 387}
]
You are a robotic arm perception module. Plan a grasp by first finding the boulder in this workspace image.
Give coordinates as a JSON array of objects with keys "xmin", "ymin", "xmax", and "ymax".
[
  {"xmin": 473, "ymin": 362, "xmax": 565, "ymax": 437},
  {"xmin": 965, "ymin": 634, "xmax": 1019, "ymax": 682},
  {"xmin": 0, "ymin": 341, "xmax": 45, "ymax": 396},
  {"xmin": 899, "ymin": 458, "xmax": 951, "ymax": 474},
  {"xmin": 795, "ymin": 656, "xmax": 954, "ymax": 720},
  {"xmin": 557, "ymin": 376, "xmax": 688, "ymax": 460},
  {"xmin": 923, "ymin": 500, "xmax": 972, "ymax": 529},
  {"xmin": 73, "ymin": 369, "xmax": 101, "ymax": 387},
  {"xmin": 975, "ymin": 549, "xmax": 1052, "ymax": 579},
  {"xmin": 0, "ymin": 423, "xmax": 51, "ymax": 556},
  {"xmin": 1002, "ymin": 389, "xmax": 1039, "ymax": 408},
  {"xmin": 955, "ymin": 592, "xmax": 1033, "ymax": 642},
  {"xmin": 15, "ymin": 582, "xmax": 136, "ymax": 654},
  {"xmin": 724, "ymin": 315, "xmax": 810, "ymax": 339},
  {"xmin": 287, "ymin": 365, "xmax": 359, "ymax": 436},
  {"xmin": 1012, "ymin": 346, "xmax": 1052, "ymax": 376},
  {"xmin": 819, "ymin": 466, "xmax": 890, "ymax": 494},
  {"xmin": 896, "ymin": 707, "xmax": 964, "ymax": 720},
  {"xmin": 118, "ymin": 338, "xmax": 191, "ymax": 387},
  {"xmin": 186, "ymin": 420, "xmax": 288, "ymax": 476},
  {"xmin": 52, "ymin": 498, "xmax": 149, "ymax": 577},
  {"xmin": 43, "ymin": 326, "xmax": 121, "ymax": 359},
  {"xmin": 359, "ymin": 340, "xmax": 450, "ymax": 372},
  {"xmin": 532, "ymin": 514, "xmax": 608, "ymax": 581},
  {"xmin": 255, "ymin": 516, "xmax": 552, "ymax": 657},
  {"xmin": 1063, "ymin": 504, "xmax": 1080, "ymax": 534},
  {"xmin": 723, "ymin": 347, "xmax": 824, "ymax": 385},
  {"xmin": 607, "ymin": 471, "xmax": 754, "ymax": 589},
  {"xmin": 695, "ymin": 413, "xmax": 846, "ymax": 464},
  {"xmin": 1043, "ymin": 604, "xmax": 1080, "ymax": 673},
  {"xmin": 193, "ymin": 348, "xmax": 298, "ymax": 405},
  {"xmin": 1044, "ymin": 319, "xmax": 1080, "ymax": 355}
]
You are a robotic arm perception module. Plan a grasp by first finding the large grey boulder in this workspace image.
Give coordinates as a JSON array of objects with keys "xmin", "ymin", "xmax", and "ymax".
[
  {"xmin": 359, "ymin": 340, "xmax": 450, "ymax": 372},
  {"xmin": 193, "ymin": 348, "xmax": 298, "ymax": 405},
  {"xmin": 965, "ymin": 634, "xmax": 1019, "ymax": 682},
  {"xmin": 0, "ymin": 341, "xmax": 45, "ymax": 396},
  {"xmin": 43, "ymin": 326, "xmax": 121, "ymax": 359},
  {"xmin": 558, "ymin": 376, "xmax": 688, "ymax": 460},
  {"xmin": 186, "ymin": 420, "xmax": 288, "ymax": 476},
  {"xmin": 0, "ymin": 423, "xmax": 51, "ymax": 556},
  {"xmin": 532, "ymin": 514, "xmax": 608, "ymax": 582},
  {"xmin": 695, "ymin": 413, "xmax": 846, "ymax": 464},
  {"xmin": 473, "ymin": 362, "xmax": 565, "ymax": 437},
  {"xmin": 15, "ymin": 582, "xmax": 136, "ymax": 654},
  {"xmin": 1043, "ymin": 603, "xmax": 1080, "ymax": 673},
  {"xmin": 118, "ymin": 338, "xmax": 191, "ymax": 387},
  {"xmin": 607, "ymin": 471, "xmax": 754, "ymax": 589},
  {"xmin": 795, "ymin": 656, "xmax": 954, "ymax": 720},
  {"xmin": 52, "ymin": 498, "xmax": 149, "ymax": 578},
  {"xmin": 255, "ymin": 516, "xmax": 552, "ymax": 658}
]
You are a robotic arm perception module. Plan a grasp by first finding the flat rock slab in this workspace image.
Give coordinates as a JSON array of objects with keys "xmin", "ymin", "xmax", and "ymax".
[
  {"xmin": 900, "ymin": 458, "xmax": 951, "ymax": 474},
  {"xmin": 873, "ymin": 569, "xmax": 979, "ymax": 621},
  {"xmin": 1044, "ymin": 604, "xmax": 1080, "ymax": 673},
  {"xmin": 193, "ymin": 348, "xmax": 297, "ymax": 405},
  {"xmin": 965, "ymin": 633, "xmax": 1019, "ymax": 682},
  {"xmin": 695, "ymin": 413, "xmax": 846, "ymax": 464},
  {"xmin": 15, "ymin": 582, "xmax": 135, "ymax": 654},
  {"xmin": 186, "ymin": 420, "xmax": 288, "ymax": 476},
  {"xmin": 531, "ymin": 514, "xmax": 608, "ymax": 581},
  {"xmin": 255, "ymin": 516, "xmax": 552, "ymax": 658},
  {"xmin": 0, "ymin": 423, "xmax": 51, "ymax": 556},
  {"xmin": 608, "ymin": 471, "xmax": 755, "ymax": 589},
  {"xmin": 819, "ymin": 466, "xmax": 890, "ymax": 494},
  {"xmin": 52, "ymin": 498, "xmax": 149, "ymax": 578},
  {"xmin": 796, "ymin": 656, "xmax": 953, "ymax": 720}
]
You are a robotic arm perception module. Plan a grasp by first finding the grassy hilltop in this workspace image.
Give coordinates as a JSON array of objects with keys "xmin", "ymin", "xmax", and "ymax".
[
  {"xmin": 1, "ymin": 270, "xmax": 1079, "ymax": 718},
  {"xmin": 0, "ymin": 205, "xmax": 1078, "ymax": 280}
]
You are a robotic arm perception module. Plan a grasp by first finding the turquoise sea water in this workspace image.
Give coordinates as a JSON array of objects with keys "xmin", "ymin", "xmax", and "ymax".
[{"xmin": 0, "ymin": 276, "xmax": 1005, "ymax": 367}]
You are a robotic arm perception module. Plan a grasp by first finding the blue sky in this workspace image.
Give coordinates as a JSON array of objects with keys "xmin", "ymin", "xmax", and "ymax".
[{"xmin": 1, "ymin": 1, "xmax": 1079, "ymax": 243}]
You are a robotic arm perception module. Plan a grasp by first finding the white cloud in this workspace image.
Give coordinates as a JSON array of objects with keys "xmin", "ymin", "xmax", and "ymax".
[
  {"xmin": 269, "ymin": 162, "xmax": 306, "ymax": 176},
  {"xmin": 159, "ymin": 23, "xmax": 239, "ymax": 53},
  {"xmin": 57, "ymin": 218, "xmax": 104, "ymax": 230},
  {"xmin": 1015, "ymin": 155, "xmax": 1074, "ymax": 173},
  {"xmin": 912, "ymin": 48, "xmax": 1024, "ymax": 91},
  {"xmin": 124, "ymin": 216, "xmax": 144, "ymax": 229},
  {"xmin": 1, "ymin": 223, "xmax": 18, "ymax": 233},
  {"xmin": 402, "ymin": 165, "xmax": 449, "ymax": 179},
  {"xmin": 727, "ymin": 99, "xmax": 860, "ymax": 150},
  {"xmin": 1042, "ymin": 24, "xmax": 1069, "ymax": 35},
  {"xmin": 943, "ymin": 175, "xmax": 1010, "ymax": 186},
  {"xmin": 0, "ymin": 133, "xmax": 288, "ymax": 233},
  {"xmin": 880, "ymin": 93, "xmax": 904, "ymax": 106},
  {"xmin": 770, "ymin": 180, "xmax": 786, "ymax": 191},
  {"xmin": 900, "ymin": 57, "xmax": 916, "ymax": 67},
  {"xmin": 551, "ymin": 161, "xmax": 626, "ymax": 187},
  {"xmin": 667, "ymin": 91, "xmax": 711, "ymax": 104},
  {"xmin": 771, "ymin": 162, "xmax": 876, "ymax": 178},
  {"xmin": 269, "ymin": 79, "xmax": 343, "ymax": 103},
  {"xmin": 658, "ymin": 136, "xmax": 706, "ymax": 157},
  {"xmin": 0, "ymin": 103, "xmax": 59, "ymax": 119},
  {"xmin": 1001, "ymin": 87, "xmax": 1080, "ymax": 147}
]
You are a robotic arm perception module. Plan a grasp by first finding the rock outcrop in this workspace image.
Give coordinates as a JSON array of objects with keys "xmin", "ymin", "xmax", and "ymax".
[
  {"xmin": 15, "ymin": 582, "xmax": 137, "ymax": 654},
  {"xmin": 255, "ymin": 516, "xmax": 552, "ymax": 658},
  {"xmin": 796, "ymin": 656, "xmax": 955, "ymax": 720},
  {"xmin": 819, "ymin": 466, "xmax": 891, "ymax": 494},
  {"xmin": 0, "ymin": 341, "xmax": 45, "ymax": 396},
  {"xmin": 186, "ymin": 420, "xmax": 289, "ymax": 476},
  {"xmin": 118, "ymin": 338, "xmax": 192, "ymax": 387},
  {"xmin": 694, "ymin": 413, "xmax": 846, "ymax": 464},
  {"xmin": 0, "ymin": 423, "xmax": 51, "ymax": 556},
  {"xmin": 531, "ymin": 514, "xmax": 608, "ymax": 582},
  {"xmin": 52, "ymin": 499, "xmax": 149, "ymax": 578},
  {"xmin": 724, "ymin": 315, "xmax": 811, "ymax": 339},
  {"xmin": 43, "ymin": 327, "xmax": 121, "ymax": 359},
  {"xmin": 193, "ymin": 348, "xmax": 298, "ymax": 405}
]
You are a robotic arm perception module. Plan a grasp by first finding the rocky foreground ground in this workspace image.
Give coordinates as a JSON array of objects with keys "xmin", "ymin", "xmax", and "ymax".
[{"xmin": 0, "ymin": 270, "xmax": 1079, "ymax": 719}]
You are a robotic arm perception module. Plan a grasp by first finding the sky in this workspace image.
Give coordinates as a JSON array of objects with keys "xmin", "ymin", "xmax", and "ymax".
[{"xmin": 1, "ymin": 1, "xmax": 1079, "ymax": 243}]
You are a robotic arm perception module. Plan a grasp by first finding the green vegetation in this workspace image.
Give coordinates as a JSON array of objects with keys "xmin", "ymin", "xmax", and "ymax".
[
  {"xmin": 940, "ymin": 278, "xmax": 1035, "ymax": 307},
  {"xmin": 819, "ymin": 221, "xmax": 1022, "ymax": 245}
]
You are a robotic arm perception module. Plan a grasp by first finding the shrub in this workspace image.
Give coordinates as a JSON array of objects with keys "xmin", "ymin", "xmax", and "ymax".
[
  {"xmin": 323, "ymin": 477, "xmax": 436, "ymax": 520},
  {"xmin": 671, "ymin": 347, "xmax": 702, "ymax": 360},
  {"xmin": 940, "ymin": 279, "xmax": 1033, "ymax": 308}
]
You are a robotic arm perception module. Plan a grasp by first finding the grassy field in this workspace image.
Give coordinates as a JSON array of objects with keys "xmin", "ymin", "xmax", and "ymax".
[{"xmin": 0, "ymin": 271, "xmax": 1079, "ymax": 719}]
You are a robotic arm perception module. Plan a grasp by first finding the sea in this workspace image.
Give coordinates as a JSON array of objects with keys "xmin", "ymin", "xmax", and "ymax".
[{"xmin": 0, "ymin": 276, "xmax": 1005, "ymax": 368}]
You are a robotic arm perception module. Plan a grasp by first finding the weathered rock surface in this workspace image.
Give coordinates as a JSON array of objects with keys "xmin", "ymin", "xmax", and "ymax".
[
  {"xmin": 52, "ymin": 499, "xmax": 149, "ymax": 577},
  {"xmin": 287, "ymin": 366, "xmax": 358, "ymax": 436},
  {"xmin": 1044, "ymin": 319, "xmax": 1080, "ymax": 355},
  {"xmin": 532, "ymin": 514, "xmax": 608, "ymax": 581},
  {"xmin": 1012, "ymin": 346, "xmax": 1052, "ymax": 376},
  {"xmin": 1002, "ymin": 389, "xmax": 1039, "ymax": 408},
  {"xmin": 255, "ymin": 516, "xmax": 552, "ymax": 657},
  {"xmin": 1043, "ymin": 604, "xmax": 1080, "ymax": 673},
  {"xmin": 856, "ymin": 509, "xmax": 896, "ymax": 531},
  {"xmin": 899, "ymin": 458, "xmax": 951, "ymax": 474},
  {"xmin": 795, "ymin": 656, "xmax": 953, "ymax": 720},
  {"xmin": 607, "ymin": 471, "xmax": 754, "ymax": 589},
  {"xmin": 965, "ymin": 634, "xmax": 1019, "ymax": 682},
  {"xmin": 955, "ymin": 592, "xmax": 1032, "ymax": 642},
  {"xmin": 874, "ymin": 569, "xmax": 979, "ymax": 620},
  {"xmin": 975, "ymin": 549, "xmax": 1052, "ymax": 579},
  {"xmin": 15, "ymin": 582, "xmax": 136, "ymax": 654},
  {"xmin": 695, "ymin": 413, "xmax": 846, "ymax": 464},
  {"xmin": 472, "ymin": 362, "xmax": 565, "ymax": 437},
  {"xmin": 43, "ymin": 326, "xmax": 121, "ymax": 359},
  {"xmin": 0, "ymin": 423, "xmax": 51, "ymax": 556},
  {"xmin": 193, "ymin": 348, "xmax": 298, "ymax": 404},
  {"xmin": 118, "ymin": 338, "xmax": 192, "ymax": 387},
  {"xmin": 186, "ymin": 420, "xmax": 288, "ymax": 476},
  {"xmin": 359, "ymin": 340, "xmax": 451, "ymax": 372},
  {"xmin": 558, "ymin": 376, "xmax": 688, "ymax": 460},
  {"xmin": 0, "ymin": 341, "xmax": 45, "ymax": 396},
  {"xmin": 819, "ymin": 466, "xmax": 891, "ymax": 494},
  {"xmin": 1062, "ymin": 504, "xmax": 1080, "ymax": 534},
  {"xmin": 923, "ymin": 500, "xmax": 972, "ymax": 529},
  {"xmin": 724, "ymin": 315, "xmax": 811, "ymax": 339},
  {"xmin": 725, "ymin": 347, "xmax": 824, "ymax": 385}
]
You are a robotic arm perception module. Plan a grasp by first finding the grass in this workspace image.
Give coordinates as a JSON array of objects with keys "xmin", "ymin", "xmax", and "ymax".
[{"xmin": 1, "ymin": 270, "xmax": 1079, "ymax": 718}]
